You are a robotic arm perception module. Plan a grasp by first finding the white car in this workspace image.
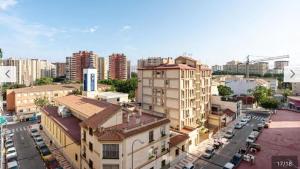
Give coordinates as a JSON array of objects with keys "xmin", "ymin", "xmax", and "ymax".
[
  {"xmin": 6, "ymin": 147, "xmax": 17, "ymax": 160},
  {"xmin": 7, "ymin": 160, "xmax": 19, "ymax": 169},
  {"xmin": 246, "ymin": 134, "xmax": 256, "ymax": 143},
  {"xmin": 224, "ymin": 129, "xmax": 235, "ymax": 139},
  {"xmin": 34, "ymin": 137, "xmax": 44, "ymax": 145},
  {"xmin": 223, "ymin": 162, "xmax": 235, "ymax": 169},
  {"xmin": 5, "ymin": 140, "xmax": 14, "ymax": 149},
  {"xmin": 183, "ymin": 163, "xmax": 195, "ymax": 169},
  {"xmin": 31, "ymin": 128, "xmax": 39, "ymax": 137},
  {"xmin": 240, "ymin": 119, "xmax": 248, "ymax": 125}
]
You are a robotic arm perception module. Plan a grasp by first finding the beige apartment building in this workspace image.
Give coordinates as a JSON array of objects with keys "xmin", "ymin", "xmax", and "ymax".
[
  {"xmin": 6, "ymin": 84, "xmax": 80, "ymax": 120},
  {"xmin": 137, "ymin": 56, "xmax": 212, "ymax": 149},
  {"xmin": 223, "ymin": 60, "xmax": 269, "ymax": 76},
  {"xmin": 41, "ymin": 95, "xmax": 172, "ymax": 169},
  {"xmin": 1, "ymin": 58, "xmax": 56, "ymax": 86},
  {"xmin": 97, "ymin": 57, "xmax": 108, "ymax": 80}
]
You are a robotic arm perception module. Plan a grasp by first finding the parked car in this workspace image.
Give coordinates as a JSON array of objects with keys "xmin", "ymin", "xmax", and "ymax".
[
  {"xmin": 230, "ymin": 153, "xmax": 243, "ymax": 166},
  {"xmin": 182, "ymin": 163, "xmax": 195, "ymax": 169},
  {"xmin": 240, "ymin": 119, "xmax": 248, "ymax": 126},
  {"xmin": 5, "ymin": 140, "xmax": 14, "ymax": 149},
  {"xmin": 40, "ymin": 146, "xmax": 53, "ymax": 161},
  {"xmin": 249, "ymin": 143, "xmax": 262, "ymax": 151},
  {"xmin": 33, "ymin": 134, "xmax": 42, "ymax": 140},
  {"xmin": 223, "ymin": 162, "xmax": 235, "ymax": 169},
  {"xmin": 224, "ymin": 129, "xmax": 235, "ymax": 139},
  {"xmin": 246, "ymin": 134, "xmax": 256, "ymax": 143},
  {"xmin": 242, "ymin": 117, "xmax": 250, "ymax": 123},
  {"xmin": 234, "ymin": 123, "xmax": 243, "ymax": 129},
  {"xmin": 7, "ymin": 160, "xmax": 19, "ymax": 169},
  {"xmin": 34, "ymin": 136, "xmax": 44, "ymax": 145},
  {"xmin": 202, "ymin": 146, "xmax": 215, "ymax": 159},
  {"xmin": 31, "ymin": 128, "xmax": 39, "ymax": 137},
  {"xmin": 257, "ymin": 123, "xmax": 264, "ymax": 130},
  {"xmin": 264, "ymin": 123, "xmax": 269, "ymax": 128},
  {"xmin": 213, "ymin": 140, "xmax": 223, "ymax": 149},
  {"xmin": 6, "ymin": 147, "xmax": 17, "ymax": 160}
]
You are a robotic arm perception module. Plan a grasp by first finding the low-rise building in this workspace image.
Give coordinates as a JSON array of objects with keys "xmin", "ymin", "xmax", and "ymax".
[
  {"xmin": 292, "ymin": 83, "xmax": 300, "ymax": 96},
  {"xmin": 287, "ymin": 96, "xmax": 300, "ymax": 112},
  {"xmin": 6, "ymin": 84, "xmax": 80, "ymax": 120},
  {"xmin": 97, "ymin": 92, "xmax": 129, "ymax": 104},
  {"xmin": 225, "ymin": 78, "xmax": 270, "ymax": 95},
  {"xmin": 41, "ymin": 95, "xmax": 171, "ymax": 169}
]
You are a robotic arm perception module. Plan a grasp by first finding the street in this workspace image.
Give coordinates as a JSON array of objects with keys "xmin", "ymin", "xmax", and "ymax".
[
  {"xmin": 6, "ymin": 121, "xmax": 45, "ymax": 169},
  {"xmin": 194, "ymin": 112, "xmax": 270, "ymax": 169}
]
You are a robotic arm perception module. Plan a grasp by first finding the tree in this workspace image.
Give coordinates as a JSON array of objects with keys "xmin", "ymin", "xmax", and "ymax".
[
  {"xmin": 260, "ymin": 97, "xmax": 279, "ymax": 109},
  {"xmin": 1, "ymin": 83, "xmax": 26, "ymax": 100},
  {"xmin": 35, "ymin": 77, "xmax": 53, "ymax": 85},
  {"xmin": 34, "ymin": 97, "xmax": 49, "ymax": 108},
  {"xmin": 217, "ymin": 85, "xmax": 233, "ymax": 96},
  {"xmin": 249, "ymin": 86, "xmax": 272, "ymax": 104},
  {"xmin": 282, "ymin": 89, "xmax": 292, "ymax": 101}
]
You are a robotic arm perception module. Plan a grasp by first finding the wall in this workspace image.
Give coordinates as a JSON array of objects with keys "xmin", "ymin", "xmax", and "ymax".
[{"xmin": 211, "ymin": 96, "xmax": 237, "ymax": 112}]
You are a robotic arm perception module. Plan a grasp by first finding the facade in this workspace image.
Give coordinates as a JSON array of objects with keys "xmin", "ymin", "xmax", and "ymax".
[
  {"xmin": 1, "ymin": 58, "xmax": 56, "ymax": 86},
  {"xmin": 137, "ymin": 56, "xmax": 212, "ymax": 149},
  {"xmin": 66, "ymin": 51, "xmax": 98, "ymax": 81},
  {"xmin": 97, "ymin": 57, "xmax": 108, "ymax": 80},
  {"xmin": 97, "ymin": 92, "xmax": 129, "ymax": 104},
  {"xmin": 225, "ymin": 78, "xmax": 270, "ymax": 95},
  {"xmin": 53, "ymin": 62, "xmax": 66, "ymax": 77},
  {"xmin": 138, "ymin": 57, "xmax": 174, "ymax": 69},
  {"xmin": 292, "ymin": 83, "xmax": 300, "ymax": 96},
  {"xmin": 6, "ymin": 84, "xmax": 80, "ymax": 120},
  {"xmin": 274, "ymin": 61, "xmax": 289, "ymax": 70},
  {"xmin": 127, "ymin": 60, "xmax": 131, "ymax": 79},
  {"xmin": 211, "ymin": 65, "xmax": 223, "ymax": 73},
  {"xmin": 109, "ymin": 53, "xmax": 127, "ymax": 80},
  {"xmin": 287, "ymin": 96, "xmax": 300, "ymax": 112},
  {"xmin": 41, "ymin": 95, "xmax": 171, "ymax": 169},
  {"xmin": 223, "ymin": 60, "xmax": 269, "ymax": 76}
]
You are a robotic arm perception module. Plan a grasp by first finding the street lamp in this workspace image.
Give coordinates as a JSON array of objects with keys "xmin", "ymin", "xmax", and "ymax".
[{"xmin": 131, "ymin": 139, "xmax": 144, "ymax": 169}]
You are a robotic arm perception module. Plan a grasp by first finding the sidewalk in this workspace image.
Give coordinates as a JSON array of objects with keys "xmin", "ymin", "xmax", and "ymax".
[{"xmin": 32, "ymin": 124, "xmax": 74, "ymax": 169}]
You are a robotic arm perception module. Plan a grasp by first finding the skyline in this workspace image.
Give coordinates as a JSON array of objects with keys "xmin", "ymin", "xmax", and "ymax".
[{"xmin": 0, "ymin": 0, "xmax": 299, "ymax": 66}]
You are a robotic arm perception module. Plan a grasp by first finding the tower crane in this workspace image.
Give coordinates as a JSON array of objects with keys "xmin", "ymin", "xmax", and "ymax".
[{"xmin": 245, "ymin": 55, "xmax": 289, "ymax": 78}]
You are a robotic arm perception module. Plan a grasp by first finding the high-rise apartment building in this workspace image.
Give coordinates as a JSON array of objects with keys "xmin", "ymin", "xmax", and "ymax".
[
  {"xmin": 66, "ymin": 51, "xmax": 98, "ymax": 81},
  {"xmin": 53, "ymin": 62, "xmax": 66, "ymax": 77},
  {"xmin": 97, "ymin": 57, "xmax": 107, "ymax": 80},
  {"xmin": 223, "ymin": 60, "xmax": 269, "ymax": 76},
  {"xmin": 274, "ymin": 60, "xmax": 289, "ymax": 69},
  {"xmin": 137, "ymin": 56, "xmax": 211, "ymax": 148},
  {"xmin": 1, "ymin": 58, "xmax": 56, "ymax": 86},
  {"xmin": 127, "ymin": 60, "xmax": 131, "ymax": 79},
  {"xmin": 108, "ymin": 53, "xmax": 127, "ymax": 80}
]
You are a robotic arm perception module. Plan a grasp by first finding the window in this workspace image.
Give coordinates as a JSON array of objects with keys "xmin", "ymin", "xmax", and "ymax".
[
  {"xmin": 149, "ymin": 131, "xmax": 154, "ymax": 143},
  {"xmin": 54, "ymin": 93, "xmax": 58, "ymax": 96},
  {"xmin": 182, "ymin": 145, "xmax": 185, "ymax": 152},
  {"xmin": 175, "ymin": 148, "xmax": 179, "ymax": 156},
  {"xmin": 117, "ymin": 98, "xmax": 120, "ymax": 102},
  {"xmin": 89, "ymin": 142, "xmax": 93, "ymax": 151},
  {"xmin": 161, "ymin": 160, "xmax": 166, "ymax": 167},
  {"xmin": 103, "ymin": 144, "xmax": 119, "ymax": 159},
  {"xmin": 89, "ymin": 128, "xmax": 93, "ymax": 136},
  {"xmin": 75, "ymin": 153, "xmax": 78, "ymax": 161},
  {"xmin": 160, "ymin": 126, "xmax": 166, "ymax": 137},
  {"xmin": 103, "ymin": 164, "xmax": 119, "ymax": 169},
  {"xmin": 88, "ymin": 159, "xmax": 93, "ymax": 169},
  {"xmin": 83, "ymin": 131, "xmax": 86, "ymax": 141},
  {"xmin": 149, "ymin": 105, "xmax": 152, "ymax": 110},
  {"xmin": 161, "ymin": 141, "xmax": 166, "ymax": 152}
]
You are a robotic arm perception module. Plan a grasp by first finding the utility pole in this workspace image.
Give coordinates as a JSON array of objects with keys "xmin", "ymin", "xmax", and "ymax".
[{"xmin": 246, "ymin": 55, "xmax": 250, "ymax": 78}]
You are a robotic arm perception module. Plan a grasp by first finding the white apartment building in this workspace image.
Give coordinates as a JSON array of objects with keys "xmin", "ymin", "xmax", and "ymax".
[
  {"xmin": 1, "ymin": 58, "xmax": 56, "ymax": 86},
  {"xmin": 98, "ymin": 57, "xmax": 108, "ymax": 80},
  {"xmin": 137, "ymin": 56, "xmax": 212, "ymax": 149},
  {"xmin": 225, "ymin": 78, "xmax": 270, "ymax": 95}
]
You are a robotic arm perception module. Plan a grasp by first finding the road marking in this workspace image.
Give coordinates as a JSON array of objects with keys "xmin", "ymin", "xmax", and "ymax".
[{"xmin": 11, "ymin": 129, "xmax": 15, "ymax": 132}]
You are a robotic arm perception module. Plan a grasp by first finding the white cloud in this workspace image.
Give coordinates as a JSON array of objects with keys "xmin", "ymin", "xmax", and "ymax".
[
  {"xmin": 121, "ymin": 25, "xmax": 131, "ymax": 32},
  {"xmin": 0, "ymin": 0, "xmax": 17, "ymax": 11}
]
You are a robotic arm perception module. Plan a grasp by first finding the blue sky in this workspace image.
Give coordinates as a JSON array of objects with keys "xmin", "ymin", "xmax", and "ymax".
[{"xmin": 0, "ymin": 0, "xmax": 299, "ymax": 66}]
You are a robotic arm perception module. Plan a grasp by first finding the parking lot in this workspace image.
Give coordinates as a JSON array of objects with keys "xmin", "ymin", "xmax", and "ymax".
[{"xmin": 193, "ymin": 112, "xmax": 270, "ymax": 169}]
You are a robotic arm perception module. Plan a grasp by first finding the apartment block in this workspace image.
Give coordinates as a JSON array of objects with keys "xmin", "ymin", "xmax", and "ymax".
[
  {"xmin": 211, "ymin": 65, "xmax": 223, "ymax": 73},
  {"xmin": 66, "ymin": 51, "xmax": 98, "ymax": 81},
  {"xmin": 138, "ymin": 57, "xmax": 174, "ymax": 69},
  {"xmin": 41, "ymin": 95, "xmax": 171, "ymax": 169},
  {"xmin": 53, "ymin": 62, "xmax": 66, "ymax": 77},
  {"xmin": 223, "ymin": 60, "xmax": 269, "ymax": 76},
  {"xmin": 97, "ymin": 57, "xmax": 108, "ymax": 80},
  {"xmin": 1, "ymin": 58, "xmax": 56, "ymax": 86},
  {"xmin": 6, "ymin": 84, "xmax": 80, "ymax": 120},
  {"xmin": 137, "ymin": 56, "xmax": 212, "ymax": 149},
  {"xmin": 108, "ymin": 53, "xmax": 127, "ymax": 80},
  {"xmin": 274, "ymin": 60, "xmax": 289, "ymax": 70}
]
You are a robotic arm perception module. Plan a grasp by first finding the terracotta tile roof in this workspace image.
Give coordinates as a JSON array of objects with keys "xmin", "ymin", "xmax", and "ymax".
[
  {"xmin": 94, "ymin": 113, "xmax": 170, "ymax": 141},
  {"xmin": 9, "ymin": 84, "xmax": 80, "ymax": 93},
  {"xmin": 138, "ymin": 64, "xmax": 195, "ymax": 70},
  {"xmin": 41, "ymin": 106, "xmax": 81, "ymax": 144},
  {"xmin": 55, "ymin": 95, "xmax": 121, "ymax": 121},
  {"xmin": 169, "ymin": 134, "xmax": 189, "ymax": 148}
]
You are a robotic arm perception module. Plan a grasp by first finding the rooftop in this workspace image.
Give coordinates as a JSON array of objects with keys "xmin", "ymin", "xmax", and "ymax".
[
  {"xmin": 169, "ymin": 131, "xmax": 189, "ymax": 148},
  {"xmin": 98, "ymin": 91, "xmax": 128, "ymax": 99},
  {"xmin": 138, "ymin": 64, "xmax": 196, "ymax": 70},
  {"xmin": 42, "ymin": 106, "xmax": 81, "ymax": 144},
  {"xmin": 239, "ymin": 110, "xmax": 300, "ymax": 169},
  {"xmin": 95, "ymin": 110, "xmax": 170, "ymax": 141},
  {"xmin": 8, "ymin": 84, "xmax": 80, "ymax": 93},
  {"xmin": 56, "ymin": 95, "xmax": 121, "ymax": 123}
]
